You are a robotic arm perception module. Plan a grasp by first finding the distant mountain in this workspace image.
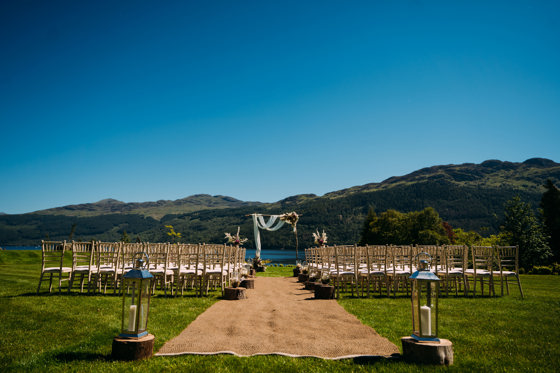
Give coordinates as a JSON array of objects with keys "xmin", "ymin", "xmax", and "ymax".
[
  {"xmin": 324, "ymin": 158, "xmax": 560, "ymax": 198},
  {"xmin": 1, "ymin": 158, "xmax": 558, "ymax": 246},
  {"xmin": 34, "ymin": 194, "xmax": 263, "ymax": 219}
]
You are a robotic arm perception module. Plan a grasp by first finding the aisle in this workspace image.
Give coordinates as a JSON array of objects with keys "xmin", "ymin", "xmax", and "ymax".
[{"xmin": 156, "ymin": 277, "xmax": 399, "ymax": 359}]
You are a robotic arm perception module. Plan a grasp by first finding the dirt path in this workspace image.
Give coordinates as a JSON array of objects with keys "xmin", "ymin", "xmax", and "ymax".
[{"xmin": 156, "ymin": 277, "xmax": 399, "ymax": 359}]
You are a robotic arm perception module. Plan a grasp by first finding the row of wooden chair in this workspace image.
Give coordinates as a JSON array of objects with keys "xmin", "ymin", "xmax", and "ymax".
[
  {"xmin": 305, "ymin": 244, "xmax": 523, "ymax": 298},
  {"xmin": 37, "ymin": 240, "xmax": 247, "ymax": 296}
]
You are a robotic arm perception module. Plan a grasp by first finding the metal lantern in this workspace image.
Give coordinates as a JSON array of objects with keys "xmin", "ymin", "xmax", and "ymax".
[
  {"xmin": 119, "ymin": 252, "xmax": 153, "ymax": 338},
  {"xmin": 409, "ymin": 253, "xmax": 440, "ymax": 342}
]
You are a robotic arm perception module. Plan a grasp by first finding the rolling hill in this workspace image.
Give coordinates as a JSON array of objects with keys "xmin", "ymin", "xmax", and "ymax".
[{"xmin": 1, "ymin": 158, "xmax": 558, "ymax": 247}]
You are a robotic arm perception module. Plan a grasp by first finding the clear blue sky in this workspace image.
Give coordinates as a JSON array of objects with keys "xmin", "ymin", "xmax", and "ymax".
[{"xmin": 1, "ymin": 0, "xmax": 559, "ymax": 214}]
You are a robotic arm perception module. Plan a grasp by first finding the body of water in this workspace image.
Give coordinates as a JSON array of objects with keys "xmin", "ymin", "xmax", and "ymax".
[
  {"xmin": 1, "ymin": 245, "xmax": 41, "ymax": 250},
  {"xmin": 244, "ymin": 249, "xmax": 302, "ymax": 265},
  {"xmin": 1, "ymin": 246, "xmax": 302, "ymax": 265}
]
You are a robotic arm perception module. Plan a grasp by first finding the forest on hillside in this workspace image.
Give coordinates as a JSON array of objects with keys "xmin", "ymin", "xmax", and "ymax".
[{"xmin": 0, "ymin": 179, "xmax": 543, "ymax": 247}]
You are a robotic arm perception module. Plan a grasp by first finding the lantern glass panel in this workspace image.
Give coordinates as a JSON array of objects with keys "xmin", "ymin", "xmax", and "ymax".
[
  {"xmin": 411, "ymin": 281, "xmax": 420, "ymax": 335},
  {"xmin": 138, "ymin": 279, "xmax": 151, "ymax": 332},
  {"xmin": 121, "ymin": 277, "xmax": 151, "ymax": 337},
  {"xmin": 412, "ymin": 279, "xmax": 439, "ymax": 340}
]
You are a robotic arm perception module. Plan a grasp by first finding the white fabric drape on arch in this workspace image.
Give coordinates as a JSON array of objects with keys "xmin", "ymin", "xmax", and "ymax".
[{"xmin": 252, "ymin": 214, "xmax": 285, "ymax": 258}]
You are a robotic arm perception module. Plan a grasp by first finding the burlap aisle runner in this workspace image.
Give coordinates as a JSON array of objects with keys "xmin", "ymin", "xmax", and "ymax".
[{"xmin": 156, "ymin": 277, "xmax": 400, "ymax": 359}]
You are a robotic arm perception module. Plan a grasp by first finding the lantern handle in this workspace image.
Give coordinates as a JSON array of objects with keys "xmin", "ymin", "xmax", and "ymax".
[
  {"xmin": 133, "ymin": 251, "xmax": 150, "ymax": 269},
  {"xmin": 414, "ymin": 252, "xmax": 432, "ymax": 270}
]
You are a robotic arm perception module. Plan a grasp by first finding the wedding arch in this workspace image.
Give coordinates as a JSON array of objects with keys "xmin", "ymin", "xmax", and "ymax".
[{"xmin": 250, "ymin": 212, "xmax": 299, "ymax": 261}]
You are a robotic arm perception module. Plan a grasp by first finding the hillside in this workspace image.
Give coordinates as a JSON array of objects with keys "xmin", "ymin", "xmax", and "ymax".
[
  {"xmin": 34, "ymin": 194, "xmax": 262, "ymax": 219},
  {"xmin": 1, "ymin": 158, "xmax": 558, "ymax": 246}
]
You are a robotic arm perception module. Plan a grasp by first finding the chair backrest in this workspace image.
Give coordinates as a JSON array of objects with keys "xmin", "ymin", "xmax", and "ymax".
[
  {"xmin": 390, "ymin": 245, "xmax": 413, "ymax": 272},
  {"xmin": 147, "ymin": 242, "xmax": 170, "ymax": 271},
  {"xmin": 442, "ymin": 245, "xmax": 467, "ymax": 272},
  {"xmin": 334, "ymin": 245, "xmax": 356, "ymax": 273},
  {"xmin": 355, "ymin": 245, "xmax": 368, "ymax": 270},
  {"xmin": 41, "ymin": 240, "xmax": 67, "ymax": 270},
  {"xmin": 471, "ymin": 246, "xmax": 494, "ymax": 273},
  {"xmin": 367, "ymin": 245, "xmax": 387, "ymax": 272},
  {"xmin": 415, "ymin": 245, "xmax": 440, "ymax": 272},
  {"xmin": 201, "ymin": 244, "xmax": 225, "ymax": 271},
  {"xmin": 495, "ymin": 245, "xmax": 519, "ymax": 273},
  {"xmin": 95, "ymin": 241, "xmax": 120, "ymax": 270},
  {"xmin": 71, "ymin": 241, "xmax": 94, "ymax": 270}
]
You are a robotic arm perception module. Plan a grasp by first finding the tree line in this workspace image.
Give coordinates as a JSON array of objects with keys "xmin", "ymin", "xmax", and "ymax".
[{"xmin": 359, "ymin": 180, "xmax": 560, "ymax": 271}]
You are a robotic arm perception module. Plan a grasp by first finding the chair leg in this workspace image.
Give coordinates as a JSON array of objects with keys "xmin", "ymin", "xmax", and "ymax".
[
  {"xmin": 515, "ymin": 275, "xmax": 524, "ymax": 299},
  {"xmin": 37, "ymin": 272, "xmax": 44, "ymax": 294},
  {"xmin": 48, "ymin": 273, "xmax": 54, "ymax": 293}
]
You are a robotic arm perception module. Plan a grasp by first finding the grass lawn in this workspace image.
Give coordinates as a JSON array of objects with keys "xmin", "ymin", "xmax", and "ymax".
[{"xmin": 1, "ymin": 251, "xmax": 559, "ymax": 372}]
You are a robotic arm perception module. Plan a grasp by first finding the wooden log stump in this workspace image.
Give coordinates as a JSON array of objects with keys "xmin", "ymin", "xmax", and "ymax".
[
  {"xmin": 401, "ymin": 336, "xmax": 454, "ymax": 365},
  {"xmin": 224, "ymin": 287, "xmax": 247, "ymax": 300},
  {"xmin": 298, "ymin": 273, "xmax": 309, "ymax": 283},
  {"xmin": 304, "ymin": 280, "xmax": 318, "ymax": 290},
  {"xmin": 112, "ymin": 334, "xmax": 154, "ymax": 361},
  {"xmin": 314, "ymin": 284, "xmax": 335, "ymax": 299},
  {"xmin": 240, "ymin": 278, "xmax": 255, "ymax": 289}
]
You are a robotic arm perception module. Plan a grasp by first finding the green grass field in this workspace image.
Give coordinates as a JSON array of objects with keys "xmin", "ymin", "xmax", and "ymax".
[{"xmin": 1, "ymin": 251, "xmax": 558, "ymax": 372}]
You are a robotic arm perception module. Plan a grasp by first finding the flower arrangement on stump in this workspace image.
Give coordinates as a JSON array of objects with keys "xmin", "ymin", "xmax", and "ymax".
[
  {"xmin": 293, "ymin": 263, "xmax": 302, "ymax": 277},
  {"xmin": 312, "ymin": 229, "xmax": 328, "ymax": 247},
  {"xmin": 225, "ymin": 226, "xmax": 248, "ymax": 247},
  {"xmin": 252, "ymin": 257, "xmax": 268, "ymax": 272},
  {"xmin": 280, "ymin": 211, "xmax": 300, "ymax": 261}
]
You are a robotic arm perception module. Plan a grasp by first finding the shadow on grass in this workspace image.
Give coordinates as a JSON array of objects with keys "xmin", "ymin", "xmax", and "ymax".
[
  {"xmin": 353, "ymin": 353, "xmax": 402, "ymax": 365},
  {"xmin": 53, "ymin": 351, "xmax": 110, "ymax": 362}
]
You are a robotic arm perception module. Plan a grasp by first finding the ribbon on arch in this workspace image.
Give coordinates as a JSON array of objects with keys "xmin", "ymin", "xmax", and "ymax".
[{"xmin": 252, "ymin": 214, "xmax": 285, "ymax": 258}]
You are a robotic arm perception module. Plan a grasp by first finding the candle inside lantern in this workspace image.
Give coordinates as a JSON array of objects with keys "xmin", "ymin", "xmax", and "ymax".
[
  {"xmin": 128, "ymin": 304, "xmax": 137, "ymax": 331},
  {"xmin": 420, "ymin": 305, "xmax": 431, "ymax": 336}
]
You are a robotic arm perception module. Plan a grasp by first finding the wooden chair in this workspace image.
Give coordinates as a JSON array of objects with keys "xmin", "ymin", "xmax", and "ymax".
[
  {"xmin": 147, "ymin": 243, "xmax": 174, "ymax": 296},
  {"xmin": 436, "ymin": 245, "xmax": 468, "ymax": 296},
  {"xmin": 332, "ymin": 245, "xmax": 357, "ymax": 298},
  {"xmin": 116, "ymin": 242, "xmax": 144, "ymax": 293},
  {"xmin": 201, "ymin": 244, "xmax": 226, "ymax": 296},
  {"xmin": 494, "ymin": 245, "xmax": 524, "ymax": 298},
  {"xmin": 69, "ymin": 241, "xmax": 95, "ymax": 293},
  {"xmin": 93, "ymin": 241, "xmax": 120, "ymax": 294},
  {"xmin": 465, "ymin": 246, "xmax": 495, "ymax": 297},
  {"xmin": 37, "ymin": 240, "xmax": 72, "ymax": 294},
  {"xmin": 359, "ymin": 245, "xmax": 389, "ymax": 297},
  {"xmin": 387, "ymin": 245, "xmax": 413, "ymax": 296}
]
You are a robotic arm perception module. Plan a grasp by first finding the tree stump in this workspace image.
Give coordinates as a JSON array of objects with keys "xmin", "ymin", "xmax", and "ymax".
[
  {"xmin": 314, "ymin": 284, "xmax": 335, "ymax": 299},
  {"xmin": 112, "ymin": 334, "xmax": 154, "ymax": 361},
  {"xmin": 401, "ymin": 336, "xmax": 454, "ymax": 365},
  {"xmin": 224, "ymin": 287, "xmax": 247, "ymax": 300},
  {"xmin": 240, "ymin": 278, "xmax": 255, "ymax": 289},
  {"xmin": 298, "ymin": 273, "xmax": 309, "ymax": 283},
  {"xmin": 304, "ymin": 280, "xmax": 317, "ymax": 290}
]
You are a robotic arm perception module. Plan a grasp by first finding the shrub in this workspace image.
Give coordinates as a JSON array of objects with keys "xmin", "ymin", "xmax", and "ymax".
[{"xmin": 531, "ymin": 266, "xmax": 553, "ymax": 275}]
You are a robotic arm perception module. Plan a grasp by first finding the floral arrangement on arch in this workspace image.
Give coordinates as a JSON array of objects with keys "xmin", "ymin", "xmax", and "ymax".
[
  {"xmin": 312, "ymin": 229, "xmax": 327, "ymax": 247},
  {"xmin": 280, "ymin": 211, "xmax": 299, "ymax": 232},
  {"xmin": 225, "ymin": 226, "xmax": 248, "ymax": 246}
]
